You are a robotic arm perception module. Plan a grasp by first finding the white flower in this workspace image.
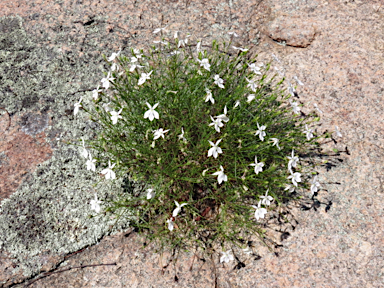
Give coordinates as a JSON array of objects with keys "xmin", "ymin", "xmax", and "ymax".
[
  {"xmin": 74, "ymin": 97, "xmax": 82, "ymax": 116},
  {"xmin": 293, "ymin": 75, "xmax": 304, "ymax": 86},
  {"xmin": 107, "ymin": 50, "xmax": 121, "ymax": 62},
  {"xmin": 110, "ymin": 108, "xmax": 123, "ymax": 125},
  {"xmin": 166, "ymin": 218, "xmax": 174, "ymax": 231},
  {"xmin": 255, "ymin": 122, "xmax": 266, "ymax": 141},
  {"xmin": 212, "ymin": 165, "xmax": 228, "ymax": 184},
  {"xmin": 172, "ymin": 201, "xmax": 188, "ymax": 217},
  {"xmin": 232, "ymin": 46, "xmax": 248, "ymax": 52},
  {"xmin": 153, "ymin": 128, "xmax": 170, "ymax": 140},
  {"xmin": 101, "ymin": 160, "xmax": 116, "ymax": 180},
  {"xmin": 220, "ymin": 250, "xmax": 234, "ymax": 263},
  {"xmin": 335, "ymin": 126, "xmax": 342, "ymax": 138},
  {"xmin": 101, "ymin": 71, "xmax": 115, "ymax": 90},
  {"xmin": 287, "ymin": 150, "xmax": 299, "ymax": 173},
  {"xmin": 314, "ymin": 103, "xmax": 323, "ymax": 114},
  {"xmin": 247, "ymin": 94, "xmax": 256, "ymax": 103},
  {"xmin": 208, "ymin": 139, "xmax": 223, "ymax": 159},
  {"xmin": 260, "ymin": 189, "xmax": 273, "ymax": 206},
  {"xmin": 216, "ymin": 106, "xmax": 229, "ymax": 123},
  {"xmin": 251, "ymin": 200, "xmax": 268, "ymax": 221},
  {"xmin": 248, "ymin": 63, "xmax": 262, "ymax": 75},
  {"xmin": 270, "ymin": 138, "xmax": 281, "ymax": 150},
  {"xmin": 111, "ymin": 62, "xmax": 119, "ymax": 72},
  {"xmin": 287, "ymin": 172, "xmax": 302, "ymax": 187},
  {"xmin": 249, "ymin": 156, "xmax": 264, "ymax": 175},
  {"xmin": 178, "ymin": 127, "xmax": 187, "ymax": 143},
  {"xmin": 178, "ymin": 35, "xmax": 190, "ymax": 48},
  {"xmin": 133, "ymin": 48, "xmax": 143, "ymax": 59},
  {"xmin": 290, "ymin": 100, "xmax": 301, "ymax": 115},
  {"xmin": 86, "ymin": 152, "xmax": 96, "ymax": 172},
  {"xmin": 288, "ymin": 82, "xmax": 296, "ymax": 97},
  {"xmin": 234, "ymin": 100, "xmax": 240, "ymax": 108},
  {"xmin": 304, "ymin": 124, "xmax": 314, "ymax": 141},
  {"xmin": 90, "ymin": 194, "xmax": 102, "ymax": 213},
  {"xmin": 228, "ymin": 31, "xmax": 239, "ymax": 37},
  {"xmin": 246, "ymin": 78, "xmax": 258, "ymax": 92},
  {"xmin": 284, "ymin": 184, "xmax": 295, "ymax": 193},
  {"xmin": 209, "ymin": 116, "xmax": 224, "ymax": 133},
  {"xmin": 129, "ymin": 56, "xmax": 144, "ymax": 72},
  {"xmin": 196, "ymin": 41, "xmax": 202, "ymax": 52},
  {"xmin": 81, "ymin": 137, "xmax": 88, "ymax": 158},
  {"xmin": 92, "ymin": 86, "xmax": 101, "ymax": 100},
  {"xmin": 310, "ymin": 176, "xmax": 321, "ymax": 194},
  {"xmin": 153, "ymin": 25, "xmax": 168, "ymax": 34},
  {"xmin": 146, "ymin": 188, "xmax": 155, "ymax": 200},
  {"xmin": 214, "ymin": 74, "xmax": 224, "ymax": 89},
  {"xmin": 144, "ymin": 102, "xmax": 159, "ymax": 121},
  {"xmin": 138, "ymin": 71, "xmax": 153, "ymax": 85},
  {"xmin": 103, "ymin": 102, "xmax": 111, "ymax": 112},
  {"xmin": 197, "ymin": 58, "xmax": 211, "ymax": 71},
  {"xmin": 205, "ymin": 88, "xmax": 214, "ymax": 104}
]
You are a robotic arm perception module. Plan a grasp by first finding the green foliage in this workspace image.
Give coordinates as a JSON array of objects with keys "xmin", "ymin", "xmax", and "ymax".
[{"xmin": 76, "ymin": 36, "xmax": 325, "ymax": 257}]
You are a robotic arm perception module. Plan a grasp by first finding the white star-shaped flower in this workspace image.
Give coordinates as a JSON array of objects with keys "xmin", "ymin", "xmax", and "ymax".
[
  {"xmin": 304, "ymin": 124, "xmax": 314, "ymax": 140},
  {"xmin": 146, "ymin": 188, "xmax": 156, "ymax": 200},
  {"xmin": 80, "ymin": 137, "xmax": 88, "ymax": 158},
  {"xmin": 255, "ymin": 122, "xmax": 266, "ymax": 141},
  {"xmin": 310, "ymin": 176, "xmax": 321, "ymax": 194},
  {"xmin": 209, "ymin": 116, "xmax": 224, "ymax": 133},
  {"xmin": 92, "ymin": 86, "xmax": 101, "ymax": 100},
  {"xmin": 220, "ymin": 250, "xmax": 234, "ymax": 263},
  {"xmin": 178, "ymin": 127, "xmax": 187, "ymax": 143},
  {"xmin": 208, "ymin": 139, "xmax": 223, "ymax": 159},
  {"xmin": 172, "ymin": 201, "xmax": 188, "ymax": 217},
  {"xmin": 248, "ymin": 63, "xmax": 262, "ymax": 75},
  {"xmin": 287, "ymin": 149, "xmax": 299, "ymax": 174},
  {"xmin": 260, "ymin": 189, "xmax": 273, "ymax": 206},
  {"xmin": 74, "ymin": 97, "xmax": 82, "ymax": 116},
  {"xmin": 107, "ymin": 49, "xmax": 121, "ymax": 62},
  {"xmin": 110, "ymin": 108, "xmax": 123, "ymax": 125},
  {"xmin": 101, "ymin": 160, "xmax": 116, "ymax": 180},
  {"xmin": 287, "ymin": 172, "xmax": 302, "ymax": 187},
  {"xmin": 205, "ymin": 88, "xmax": 214, "ymax": 104},
  {"xmin": 270, "ymin": 138, "xmax": 281, "ymax": 150},
  {"xmin": 246, "ymin": 78, "xmax": 258, "ymax": 92},
  {"xmin": 138, "ymin": 71, "xmax": 153, "ymax": 86},
  {"xmin": 101, "ymin": 71, "xmax": 115, "ymax": 90},
  {"xmin": 247, "ymin": 94, "xmax": 256, "ymax": 103},
  {"xmin": 290, "ymin": 100, "xmax": 301, "ymax": 115},
  {"xmin": 90, "ymin": 194, "xmax": 102, "ymax": 213},
  {"xmin": 249, "ymin": 156, "xmax": 264, "ymax": 175},
  {"xmin": 214, "ymin": 74, "xmax": 224, "ymax": 89},
  {"xmin": 335, "ymin": 126, "xmax": 342, "ymax": 138},
  {"xmin": 144, "ymin": 102, "xmax": 159, "ymax": 121},
  {"xmin": 228, "ymin": 31, "xmax": 239, "ymax": 37},
  {"xmin": 212, "ymin": 165, "xmax": 228, "ymax": 184},
  {"xmin": 86, "ymin": 152, "xmax": 96, "ymax": 172},
  {"xmin": 166, "ymin": 218, "xmax": 174, "ymax": 231},
  {"xmin": 251, "ymin": 200, "xmax": 268, "ymax": 221},
  {"xmin": 153, "ymin": 128, "xmax": 170, "ymax": 140},
  {"xmin": 197, "ymin": 58, "xmax": 211, "ymax": 71}
]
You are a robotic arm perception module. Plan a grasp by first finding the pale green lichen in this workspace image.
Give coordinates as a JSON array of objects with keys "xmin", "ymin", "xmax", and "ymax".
[{"xmin": 0, "ymin": 15, "xmax": 137, "ymax": 280}]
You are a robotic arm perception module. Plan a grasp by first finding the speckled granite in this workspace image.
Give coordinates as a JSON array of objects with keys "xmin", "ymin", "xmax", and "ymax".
[{"xmin": 0, "ymin": 0, "xmax": 383, "ymax": 287}]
